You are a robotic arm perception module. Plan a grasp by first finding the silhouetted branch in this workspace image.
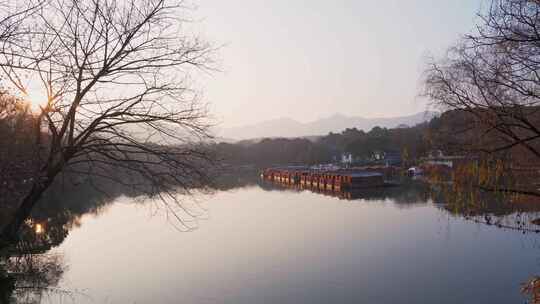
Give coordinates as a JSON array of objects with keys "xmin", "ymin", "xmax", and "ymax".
[{"xmin": 0, "ymin": 0, "xmax": 217, "ymax": 245}]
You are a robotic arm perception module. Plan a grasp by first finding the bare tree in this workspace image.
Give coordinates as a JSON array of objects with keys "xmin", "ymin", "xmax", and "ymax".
[
  {"xmin": 0, "ymin": 0, "xmax": 216, "ymax": 246},
  {"xmin": 424, "ymin": 0, "xmax": 540, "ymax": 158},
  {"xmin": 0, "ymin": 1, "xmax": 40, "ymax": 43}
]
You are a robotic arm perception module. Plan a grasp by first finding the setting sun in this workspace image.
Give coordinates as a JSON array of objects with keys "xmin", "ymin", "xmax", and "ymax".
[
  {"xmin": 2, "ymin": 1, "xmax": 540, "ymax": 304},
  {"xmin": 24, "ymin": 89, "xmax": 48, "ymax": 112}
]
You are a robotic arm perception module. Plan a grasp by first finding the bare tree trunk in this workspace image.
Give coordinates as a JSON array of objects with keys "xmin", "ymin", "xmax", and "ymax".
[
  {"xmin": 0, "ymin": 177, "xmax": 52, "ymax": 249},
  {"xmin": 0, "ymin": 0, "xmax": 216, "ymax": 242}
]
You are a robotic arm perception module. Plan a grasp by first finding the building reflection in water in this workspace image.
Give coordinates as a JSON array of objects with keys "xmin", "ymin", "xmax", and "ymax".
[{"xmin": 258, "ymin": 178, "xmax": 432, "ymax": 206}]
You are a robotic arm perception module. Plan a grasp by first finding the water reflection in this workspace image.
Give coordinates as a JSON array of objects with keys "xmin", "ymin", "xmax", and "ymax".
[
  {"xmin": 1, "ymin": 171, "xmax": 540, "ymax": 303},
  {"xmin": 1, "ymin": 249, "xmax": 68, "ymax": 303},
  {"xmin": 259, "ymin": 178, "xmax": 431, "ymax": 207},
  {"xmin": 523, "ymin": 276, "xmax": 540, "ymax": 304},
  {"xmin": 260, "ymin": 176, "xmax": 540, "ymax": 233},
  {"xmin": 429, "ymin": 181, "xmax": 540, "ymax": 234},
  {"xmin": 7, "ymin": 253, "xmax": 66, "ymax": 303},
  {"xmin": 0, "ymin": 176, "xmax": 131, "ymax": 303}
]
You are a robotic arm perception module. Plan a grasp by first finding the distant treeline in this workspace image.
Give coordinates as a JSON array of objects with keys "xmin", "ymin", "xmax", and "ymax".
[
  {"xmin": 214, "ymin": 108, "xmax": 540, "ymax": 169},
  {"xmin": 213, "ymin": 122, "xmax": 436, "ymax": 167}
]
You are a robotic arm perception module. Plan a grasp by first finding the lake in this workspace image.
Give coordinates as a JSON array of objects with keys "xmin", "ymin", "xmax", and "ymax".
[{"xmin": 5, "ymin": 180, "xmax": 540, "ymax": 303}]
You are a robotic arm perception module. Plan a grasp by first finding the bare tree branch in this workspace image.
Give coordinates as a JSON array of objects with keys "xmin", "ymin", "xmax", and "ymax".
[{"xmin": 0, "ymin": 0, "xmax": 218, "ymax": 246}]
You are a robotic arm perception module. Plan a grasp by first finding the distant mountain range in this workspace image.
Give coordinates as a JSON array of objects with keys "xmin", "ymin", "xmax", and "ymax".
[{"xmin": 218, "ymin": 111, "xmax": 438, "ymax": 141}]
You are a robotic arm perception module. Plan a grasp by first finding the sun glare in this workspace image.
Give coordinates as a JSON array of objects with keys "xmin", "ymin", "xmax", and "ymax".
[{"xmin": 24, "ymin": 90, "xmax": 49, "ymax": 112}]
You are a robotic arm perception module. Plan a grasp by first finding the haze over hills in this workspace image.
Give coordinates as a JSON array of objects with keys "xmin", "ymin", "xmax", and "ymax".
[{"xmin": 218, "ymin": 111, "xmax": 438, "ymax": 140}]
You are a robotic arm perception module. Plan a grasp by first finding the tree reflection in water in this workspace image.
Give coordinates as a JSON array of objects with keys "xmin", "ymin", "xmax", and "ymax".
[
  {"xmin": 427, "ymin": 174, "xmax": 540, "ymax": 304},
  {"xmin": 523, "ymin": 277, "xmax": 540, "ymax": 304},
  {"xmin": 0, "ymin": 176, "xmax": 123, "ymax": 303},
  {"xmin": 6, "ymin": 253, "xmax": 67, "ymax": 303},
  {"xmin": 262, "ymin": 175, "xmax": 540, "ymax": 303},
  {"xmin": 0, "ymin": 217, "xmax": 72, "ymax": 303},
  {"xmin": 429, "ymin": 178, "xmax": 540, "ymax": 235},
  {"xmin": 2, "ymin": 170, "xmax": 540, "ymax": 303}
]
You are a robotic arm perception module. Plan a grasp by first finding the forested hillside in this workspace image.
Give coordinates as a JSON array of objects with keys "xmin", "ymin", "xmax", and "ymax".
[{"xmin": 214, "ymin": 122, "xmax": 434, "ymax": 167}]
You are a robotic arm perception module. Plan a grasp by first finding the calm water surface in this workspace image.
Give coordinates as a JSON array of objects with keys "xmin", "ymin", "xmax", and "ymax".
[{"xmin": 28, "ymin": 184, "xmax": 540, "ymax": 303}]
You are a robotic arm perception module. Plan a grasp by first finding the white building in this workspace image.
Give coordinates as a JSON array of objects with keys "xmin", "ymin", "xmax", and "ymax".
[{"xmin": 341, "ymin": 152, "xmax": 353, "ymax": 164}]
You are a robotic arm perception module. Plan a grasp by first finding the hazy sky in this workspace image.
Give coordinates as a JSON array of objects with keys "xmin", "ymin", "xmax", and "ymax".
[{"xmin": 195, "ymin": 0, "xmax": 482, "ymax": 127}]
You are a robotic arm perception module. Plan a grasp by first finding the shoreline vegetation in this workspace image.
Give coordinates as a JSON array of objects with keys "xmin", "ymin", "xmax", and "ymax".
[
  {"xmin": 4, "ymin": 99, "xmax": 540, "ymax": 233},
  {"xmin": 1, "ymin": 163, "xmax": 540, "ymax": 302},
  {"xmin": 2, "ymin": 0, "xmax": 540, "ymax": 303},
  {"xmin": 3, "ymin": 166, "xmax": 540, "ymax": 298}
]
